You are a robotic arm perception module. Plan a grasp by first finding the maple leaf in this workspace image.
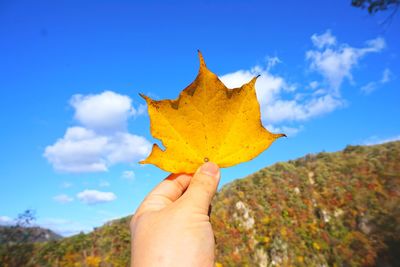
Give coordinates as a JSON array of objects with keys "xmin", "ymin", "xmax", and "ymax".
[{"xmin": 140, "ymin": 51, "xmax": 285, "ymax": 173}]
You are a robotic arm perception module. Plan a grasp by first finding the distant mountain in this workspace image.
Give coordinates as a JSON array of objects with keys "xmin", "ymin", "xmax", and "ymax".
[
  {"xmin": 1, "ymin": 141, "xmax": 399, "ymax": 266},
  {"xmin": 0, "ymin": 225, "xmax": 62, "ymax": 266},
  {"xmin": 0, "ymin": 226, "xmax": 62, "ymax": 244}
]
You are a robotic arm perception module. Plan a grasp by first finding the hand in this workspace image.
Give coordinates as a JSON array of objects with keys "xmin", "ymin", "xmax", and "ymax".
[{"xmin": 130, "ymin": 162, "xmax": 221, "ymax": 267}]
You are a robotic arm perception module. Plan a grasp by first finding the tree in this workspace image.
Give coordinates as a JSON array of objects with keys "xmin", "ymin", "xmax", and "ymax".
[
  {"xmin": 352, "ymin": 0, "xmax": 400, "ymax": 26},
  {"xmin": 352, "ymin": 0, "xmax": 400, "ymax": 13},
  {"xmin": 0, "ymin": 209, "xmax": 39, "ymax": 266}
]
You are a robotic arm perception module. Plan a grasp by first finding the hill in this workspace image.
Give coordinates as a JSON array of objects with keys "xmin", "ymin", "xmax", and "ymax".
[
  {"xmin": 1, "ymin": 141, "xmax": 399, "ymax": 266},
  {"xmin": 211, "ymin": 141, "xmax": 400, "ymax": 266},
  {"xmin": 0, "ymin": 226, "xmax": 62, "ymax": 244}
]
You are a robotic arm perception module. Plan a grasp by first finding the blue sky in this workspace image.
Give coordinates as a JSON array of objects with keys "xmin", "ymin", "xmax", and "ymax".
[{"xmin": 0, "ymin": 0, "xmax": 399, "ymax": 236}]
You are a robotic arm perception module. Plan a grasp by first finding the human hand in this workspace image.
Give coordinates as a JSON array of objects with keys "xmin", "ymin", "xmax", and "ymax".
[{"xmin": 130, "ymin": 162, "xmax": 221, "ymax": 267}]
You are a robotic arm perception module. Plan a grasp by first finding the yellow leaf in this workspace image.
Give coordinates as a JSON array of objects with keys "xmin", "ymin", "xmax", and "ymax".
[
  {"xmin": 280, "ymin": 227, "xmax": 287, "ymax": 236},
  {"xmin": 85, "ymin": 256, "xmax": 101, "ymax": 267},
  {"xmin": 297, "ymin": 256, "xmax": 304, "ymax": 263},
  {"xmin": 261, "ymin": 216, "xmax": 270, "ymax": 225},
  {"xmin": 313, "ymin": 242, "xmax": 321, "ymax": 250},
  {"xmin": 141, "ymin": 51, "xmax": 285, "ymax": 173}
]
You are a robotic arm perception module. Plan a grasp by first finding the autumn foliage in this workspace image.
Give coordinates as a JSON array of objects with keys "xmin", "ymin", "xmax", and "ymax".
[
  {"xmin": 212, "ymin": 141, "xmax": 400, "ymax": 266},
  {"xmin": 1, "ymin": 141, "xmax": 399, "ymax": 266}
]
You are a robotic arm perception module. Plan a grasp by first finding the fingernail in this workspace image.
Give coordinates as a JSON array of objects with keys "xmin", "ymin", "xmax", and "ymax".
[{"xmin": 199, "ymin": 162, "xmax": 220, "ymax": 177}]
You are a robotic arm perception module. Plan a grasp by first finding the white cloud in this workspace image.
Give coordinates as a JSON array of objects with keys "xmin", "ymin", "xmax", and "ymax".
[
  {"xmin": 266, "ymin": 56, "xmax": 281, "ymax": 71},
  {"xmin": 135, "ymin": 104, "xmax": 147, "ymax": 116},
  {"xmin": 77, "ymin": 189, "xmax": 117, "ymax": 205},
  {"xmin": 263, "ymin": 94, "xmax": 343, "ymax": 124},
  {"xmin": 122, "ymin": 170, "xmax": 135, "ymax": 180},
  {"xmin": 311, "ymin": 30, "xmax": 337, "ymax": 48},
  {"xmin": 0, "ymin": 216, "xmax": 13, "ymax": 225},
  {"xmin": 361, "ymin": 68, "xmax": 393, "ymax": 94},
  {"xmin": 70, "ymin": 91, "xmax": 143, "ymax": 132},
  {"xmin": 44, "ymin": 91, "xmax": 152, "ymax": 173},
  {"xmin": 221, "ymin": 65, "xmax": 288, "ymax": 108},
  {"xmin": 99, "ymin": 180, "xmax": 110, "ymax": 187},
  {"xmin": 307, "ymin": 31, "xmax": 385, "ymax": 92},
  {"xmin": 219, "ymin": 31, "xmax": 384, "ymax": 135},
  {"xmin": 106, "ymin": 133, "xmax": 151, "ymax": 164},
  {"xmin": 363, "ymin": 135, "xmax": 400, "ymax": 146},
  {"xmin": 360, "ymin": 83, "xmax": 377, "ymax": 95},
  {"xmin": 45, "ymin": 127, "xmax": 109, "ymax": 172},
  {"xmin": 219, "ymin": 61, "xmax": 343, "ymax": 126},
  {"xmin": 53, "ymin": 194, "xmax": 74, "ymax": 203},
  {"xmin": 381, "ymin": 68, "xmax": 392, "ymax": 83},
  {"xmin": 309, "ymin": 81, "xmax": 319, "ymax": 89}
]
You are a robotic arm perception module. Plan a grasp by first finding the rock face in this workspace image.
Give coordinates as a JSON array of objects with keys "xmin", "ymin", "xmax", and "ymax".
[
  {"xmin": 212, "ymin": 141, "xmax": 400, "ymax": 267},
  {"xmin": 233, "ymin": 201, "xmax": 255, "ymax": 230}
]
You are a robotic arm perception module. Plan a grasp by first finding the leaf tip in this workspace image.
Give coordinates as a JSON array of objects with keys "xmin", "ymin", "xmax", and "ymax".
[
  {"xmin": 249, "ymin": 75, "xmax": 260, "ymax": 86},
  {"xmin": 139, "ymin": 93, "xmax": 150, "ymax": 102},
  {"xmin": 197, "ymin": 50, "xmax": 207, "ymax": 71},
  {"xmin": 139, "ymin": 158, "xmax": 150, "ymax": 165},
  {"xmin": 276, "ymin": 133, "xmax": 287, "ymax": 139},
  {"xmin": 242, "ymin": 75, "xmax": 260, "ymax": 90}
]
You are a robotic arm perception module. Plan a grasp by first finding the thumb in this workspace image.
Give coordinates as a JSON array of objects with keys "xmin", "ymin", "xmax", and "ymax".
[{"xmin": 182, "ymin": 162, "xmax": 221, "ymax": 214}]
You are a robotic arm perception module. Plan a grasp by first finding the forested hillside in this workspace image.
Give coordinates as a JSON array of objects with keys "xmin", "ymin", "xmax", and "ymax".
[
  {"xmin": 212, "ymin": 141, "xmax": 400, "ymax": 266},
  {"xmin": 1, "ymin": 141, "xmax": 399, "ymax": 267}
]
